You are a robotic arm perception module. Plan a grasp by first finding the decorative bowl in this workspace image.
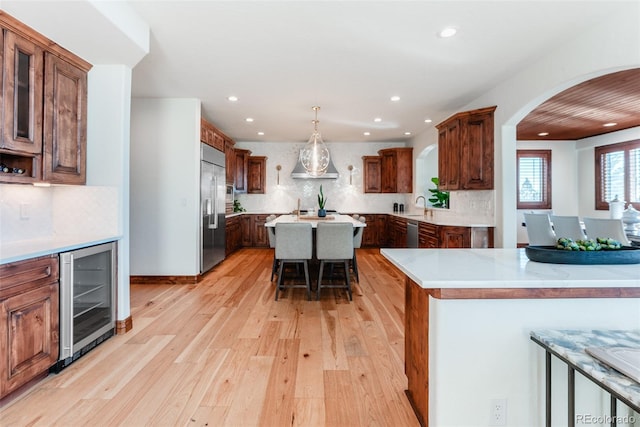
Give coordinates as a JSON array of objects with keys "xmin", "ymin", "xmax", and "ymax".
[{"xmin": 525, "ymin": 245, "xmax": 640, "ymax": 265}]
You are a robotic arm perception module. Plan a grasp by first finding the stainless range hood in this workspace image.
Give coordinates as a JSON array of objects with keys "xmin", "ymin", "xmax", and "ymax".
[{"xmin": 291, "ymin": 151, "xmax": 339, "ymax": 179}]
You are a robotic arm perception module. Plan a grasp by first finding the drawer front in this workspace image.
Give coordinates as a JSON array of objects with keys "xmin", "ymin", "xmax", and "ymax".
[{"xmin": 0, "ymin": 256, "xmax": 59, "ymax": 299}]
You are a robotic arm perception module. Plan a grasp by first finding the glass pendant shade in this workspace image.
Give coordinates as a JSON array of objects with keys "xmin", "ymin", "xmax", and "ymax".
[{"xmin": 300, "ymin": 106, "xmax": 330, "ymax": 176}]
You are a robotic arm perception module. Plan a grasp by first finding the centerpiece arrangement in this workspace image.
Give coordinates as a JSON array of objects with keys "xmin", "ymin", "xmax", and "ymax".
[{"xmin": 525, "ymin": 236, "xmax": 640, "ymax": 264}]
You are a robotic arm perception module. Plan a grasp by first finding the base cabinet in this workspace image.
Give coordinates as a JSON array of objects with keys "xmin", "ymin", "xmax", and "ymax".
[
  {"xmin": 225, "ymin": 216, "xmax": 242, "ymax": 256},
  {"xmin": 0, "ymin": 255, "xmax": 59, "ymax": 400}
]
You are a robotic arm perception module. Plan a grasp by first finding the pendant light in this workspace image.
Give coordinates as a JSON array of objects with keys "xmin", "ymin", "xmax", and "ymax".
[{"xmin": 300, "ymin": 106, "xmax": 330, "ymax": 177}]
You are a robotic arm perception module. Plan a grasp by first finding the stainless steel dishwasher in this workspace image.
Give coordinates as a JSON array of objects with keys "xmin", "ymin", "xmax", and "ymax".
[{"xmin": 407, "ymin": 220, "xmax": 419, "ymax": 248}]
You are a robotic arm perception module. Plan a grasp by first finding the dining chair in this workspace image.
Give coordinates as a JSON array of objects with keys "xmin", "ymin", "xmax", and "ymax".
[
  {"xmin": 582, "ymin": 218, "xmax": 631, "ymax": 246},
  {"xmin": 549, "ymin": 215, "xmax": 585, "ymax": 241},
  {"xmin": 523, "ymin": 213, "xmax": 556, "ymax": 246},
  {"xmin": 274, "ymin": 222, "xmax": 313, "ymax": 300},
  {"xmin": 265, "ymin": 215, "xmax": 278, "ymax": 281},
  {"xmin": 316, "ymin": 222, "xmax": 354, "ymax": 301},
  {"xmin": 351, "ymin": 216, "xmax": 366, "ymax": 283}
]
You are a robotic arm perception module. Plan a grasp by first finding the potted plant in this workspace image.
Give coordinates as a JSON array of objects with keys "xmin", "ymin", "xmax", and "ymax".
[
  {"xmin": 317, "ymin": 185, "xmax": 327, "ymax": 217},
  {"xmin": 428, "ymin": 177, "xmax": 449, "ymax": 209}
]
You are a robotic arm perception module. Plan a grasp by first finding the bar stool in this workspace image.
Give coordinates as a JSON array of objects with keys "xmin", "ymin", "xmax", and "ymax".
[
  {"xmin": 274, "ymin": 222, "xmax": 313, "ymax": 300},
  {"xmin": 316, "ymin": 222, "xmax": 354, "ymax": 301}
]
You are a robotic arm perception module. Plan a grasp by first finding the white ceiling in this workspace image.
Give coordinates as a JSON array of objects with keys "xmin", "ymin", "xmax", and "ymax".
[{"xmin": 3, "ymin": 1, "xmax": 633, "ymax": 143}]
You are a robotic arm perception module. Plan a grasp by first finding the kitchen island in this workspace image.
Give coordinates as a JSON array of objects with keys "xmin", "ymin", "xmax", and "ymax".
[{"xmin": 381, "ymin": 248, "xmax": 640, "ymax": 427}]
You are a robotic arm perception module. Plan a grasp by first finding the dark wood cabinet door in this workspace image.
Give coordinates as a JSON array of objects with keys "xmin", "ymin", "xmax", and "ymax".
[
  {"xmin": 43, "ymin": 52, "xmax": 87, "ymax": 184},
  {"xmin": 247, "ymin": 156, "xmax": 266, "ymax": 194},
  {"xmin": 418, "ymin": 222, "xmax": 439, "ymax": 248},
  {"xmin": 241, "ymin": 215, "xmax": 252, "ymax": 247},
  {"xmin": 380, "ymin": 150, "xmax": 397, "ymax": 193},
  {"xmin": 394, "ymin": 148, "xmax": 413, "ymax": 193},
  {"xmin": 225, "ymin": 139, "xmax": 235, "ymax": 185},
  {"xmin": 362, "ymin": 156, "xmax": 381, "ymax": 193},
  {"xmin": 252, "ymin": 214, "xmax": 269, "ymax": 247},
  {"xmin": 234, "ymin": 149, "xmax": 250, "ymax": 193},
  {"xmin": 439, "ymin": 226, "xmax": 471, "ymax": 248},
  {"xmin": 1, "ymin": 30, "xmax": 43, "ymax": 155},
  {"xmin": 461, "ymin": 110, "xmax": 494, "ymax": 189},
  {"xmin": 438, "ymin": 118, "xmax": 461, "ymax": 191}
]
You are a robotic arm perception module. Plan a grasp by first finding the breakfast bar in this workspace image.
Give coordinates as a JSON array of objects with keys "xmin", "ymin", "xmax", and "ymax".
[{"xmin": 381, "ymin": 248, "xmax": 640, "ymax": 427}]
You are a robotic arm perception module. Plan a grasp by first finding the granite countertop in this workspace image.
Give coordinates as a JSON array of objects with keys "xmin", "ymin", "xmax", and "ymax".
[
  {"xmin": 381, "ymin": 248, "xmax": 640, "ymax": 289},
  {"xmin": 0, "ymin": 234, "xmax": 122, "ymax": 264},
  {"xmin": 530, "ymin": 329, "xmax": 640, "ymax": 410}
]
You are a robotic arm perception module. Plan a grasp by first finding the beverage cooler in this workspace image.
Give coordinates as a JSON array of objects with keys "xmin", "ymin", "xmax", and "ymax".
[{"xmin": 54, "ymin": 241, "xmax": 116, "ymax": 371}]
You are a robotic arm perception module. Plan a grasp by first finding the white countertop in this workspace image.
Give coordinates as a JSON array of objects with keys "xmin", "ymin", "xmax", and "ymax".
[
  {"xmin": 1, "ymin": 234, "xmax": 122, "ymax": 264},
  {"xmin": 380, "ymin": 248, "xmax": 640, "ymax": 289},
  {"xmin": 265, "ymin": 214, "xmax": 366, "ymax": 228}
]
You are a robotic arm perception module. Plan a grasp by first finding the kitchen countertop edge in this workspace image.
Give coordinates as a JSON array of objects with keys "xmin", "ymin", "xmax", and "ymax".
[{"xmin": 1, "ymin": 234, "xmax": 123, "ymax": 265}]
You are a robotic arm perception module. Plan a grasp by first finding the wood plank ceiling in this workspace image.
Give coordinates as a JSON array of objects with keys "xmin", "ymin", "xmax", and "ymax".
[{"xmin": 517, "ymin": 68, "xmax": 640, "ymax": 141}]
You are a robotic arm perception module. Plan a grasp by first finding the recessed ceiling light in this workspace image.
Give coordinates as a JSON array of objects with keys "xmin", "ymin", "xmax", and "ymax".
[
  {"xmin": 245, "ymin": 117, "xmax": 254, "ymax": 123},
  {"xmin": 424, "ymin": 119, "xmax": 432, "ymax": 123},
  {"xmin": 227, "ymin": 96, "xmax": 238, "ymax": 102},
  {"xmin": 603, "ymin": 122, "xmax": 618, "ymax": 127},
  {"xmin": 438, "ymin": 27, "xmax": 457, "ymax": 38},
  {"xmin": 537, "ymin": 132, "xmax": 549, "ymax": 136},
  {"xmin": 257, "ymin": 131, "xmax": 264, "ymax": 136},
  {"xmin": 374, "ymin": 117, "xmax": 382, "ymax": 122},
  {"xmin": 390, "ymin": 96, "xmax": 400, "ymax": 102},
  {"xmin": 363, "ymin": 132, "xmax": 371, "ymax": 136},
  {"xmin": 404, "ymin": 132, "xmax": 412, "ymax": 136}
]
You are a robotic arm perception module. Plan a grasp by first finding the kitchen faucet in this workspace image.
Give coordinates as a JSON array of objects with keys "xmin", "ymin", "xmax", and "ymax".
[{"xmin": 415, "ymin": 195, "xmax": 432, "ymax": 218}]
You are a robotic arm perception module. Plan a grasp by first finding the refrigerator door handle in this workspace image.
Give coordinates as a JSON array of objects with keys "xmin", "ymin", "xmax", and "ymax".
[{"xmin": 210, "ymin": 176, "xmax": 218, "ymax": 229}]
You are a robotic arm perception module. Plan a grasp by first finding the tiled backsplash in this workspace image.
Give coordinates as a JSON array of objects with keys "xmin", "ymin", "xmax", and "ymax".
[{"xmin": 0, "ymin": 184, "xmax": 119, "ymax": 243}]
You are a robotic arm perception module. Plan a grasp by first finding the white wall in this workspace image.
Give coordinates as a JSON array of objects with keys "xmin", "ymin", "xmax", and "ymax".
[
  {"xmin": 130, "ymin": 98, "xmax": 201, "ymax": 276},
  {"xmin": 515, "ymin": 140, "xmax": 578, "ymax": 244}
]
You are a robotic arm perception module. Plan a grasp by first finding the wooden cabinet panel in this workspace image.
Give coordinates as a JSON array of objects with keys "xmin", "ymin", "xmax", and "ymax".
[
  {"xmin": 1, "ymin": 29, "xmax": 43, "ymax": 155},
  {"xmin": 225, "ymin": 215, "xmax": 242, "ymax": 255},
  {"xmin": 360, "ymin": 214, "xmax": 385, "ymax": 247},
  {"xmin": 0, "ymin": 255, "xmax": 59, "ymax": 399},
  {"xmin": 234, "ymin": 149, "xmax": 250, "ymax": 193},
  {"xmin": 225, "ymin": 138, "xmax": 235, "ymax": 185},
  {"xmin": 461, "ymin": 110, "xmax": 494, "ymax": 190},
  {"xmin": 437, "ymin": 106, "xmax": 495, "ymax": 191},
  {"xmin": 247, "ymin": 156, "xmax": 266, "ymax": 194},
  {"xmin": 439, "ymin": 226, "xmax": 471, "ymax": 248},
  {"xmin": 42, "ymin": 52, "xmax": 87, "ymax": 184},
  {"xmin": 379, "ymin": 148, "xmax": 413, "ymax": 193},
  {"xmin": 418, "ymin": 222, "xmax": 439, "ymax": 248},
  {"xmin": 241, "ymin": 215, "xmax": 252, "ymax": 247},
  {"xmin": 362, "ymin": 156, "xmax": 381, "ymax": 193},
  {"xmin": 252, "ymin": 214, "xmax": 269, "ymax": 247}
]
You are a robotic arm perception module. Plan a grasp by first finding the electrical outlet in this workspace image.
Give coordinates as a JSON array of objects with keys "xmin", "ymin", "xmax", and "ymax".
[{"xmin": 489, "ymin": 398, "xmax": 507, "ymax": 426}]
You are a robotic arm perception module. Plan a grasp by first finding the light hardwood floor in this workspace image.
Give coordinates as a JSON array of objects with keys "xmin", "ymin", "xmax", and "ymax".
[{"xmin": 0, "ymin": 248, "xmax": 419, "ymax": 427}]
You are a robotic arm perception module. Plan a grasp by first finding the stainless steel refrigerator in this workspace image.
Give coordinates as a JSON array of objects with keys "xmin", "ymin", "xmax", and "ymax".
[{"xmin": 200, "ymin": 143, "xmax": 226, "ymax": 273}]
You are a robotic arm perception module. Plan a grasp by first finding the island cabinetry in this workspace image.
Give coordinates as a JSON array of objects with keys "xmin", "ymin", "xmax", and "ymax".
[
  {"xmin": 380, "ymin": 147, "xmax": 413, "ymax": 193},
  {"xmin": 0, "ymin": 12, "xmax": 91, "ymax": 185},
  {"xmin": 362, "ymin": 156, "xmax": 381, "ymax": 193},
  {"xmin": 437, "ymin": 106, "xmax": 496, "ymax": 191},
  {"xmin": 225, "ymin": 215, "xmax": 242, "ymax": 255},
  {"xmin": 247, "ymin": 156, "xmax": 266, "ymax": 194},
  {"xmin": 0, "ymin": 255, "xmax": 59, "ymax": 400}
]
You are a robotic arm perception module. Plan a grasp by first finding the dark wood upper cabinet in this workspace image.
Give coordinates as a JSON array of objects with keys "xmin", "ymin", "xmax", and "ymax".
[
  {"xmin": 1, "ymin": 29, "xmax": 43, "ymax": 155},
  {"xmin": 224, "ymin": 137, "xmax": 235, "ymax": 185},
  {"xmin": 362, "ymin": 156, "xmax": 381, "ymax": 193},
  {"xmin": 363, "ymin": 148, "xmax": 412, "ymax": 193},
  {"xmin": 437, "ymin": 106, "xmax": 496, "ymax": 191},
  {"xmin": 42, "ymin": 52, "xmax": 87, "ymax": 184},
  {"xmin": 247, "ymin": 156, "xmax": 266, "ymax": 194},
  {"xmin": 234, "ymin": 149, "xmax": 250, "ymax": 193}
]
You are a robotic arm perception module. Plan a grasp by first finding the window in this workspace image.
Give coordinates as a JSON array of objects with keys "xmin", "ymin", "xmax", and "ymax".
[
  {"xmin": 517, "ymin": 150, "xmax": 551, "ymax": 209},
  {"xmin": 595, "ymin": 139, "xmax": 640, "ymax": 210}
]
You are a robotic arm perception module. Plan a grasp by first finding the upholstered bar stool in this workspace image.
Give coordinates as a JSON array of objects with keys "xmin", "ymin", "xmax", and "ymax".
[
  {"xmin": 274, "ymin": 222, "xmax": 313, "ymax": 300},
  {"xmin": 523, "ymin": 213, "xmax": 556, "ymax": 246},
  {"xmin": 316, "ymin": 222, "xmax": 354, "ymax": 301},
  {"xmin": 583, "ymin": 218, "xmax": 631, "ymax": 245},
  {"xmin": 351, "ymin": 216, "xmax": 366, "ymax": 283},
  {"xmin": 549, "ymin": 215, "xmax": 585, "ymax": 241},
  {"xmin": 265, "ymin": 215, "xmax": 277, "ymax": 281}
]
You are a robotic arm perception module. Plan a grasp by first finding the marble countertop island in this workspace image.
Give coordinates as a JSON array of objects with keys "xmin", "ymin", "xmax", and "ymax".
[{"xmin": 380, "ymin": 248, "xmax": 640, "ymax": 427}]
